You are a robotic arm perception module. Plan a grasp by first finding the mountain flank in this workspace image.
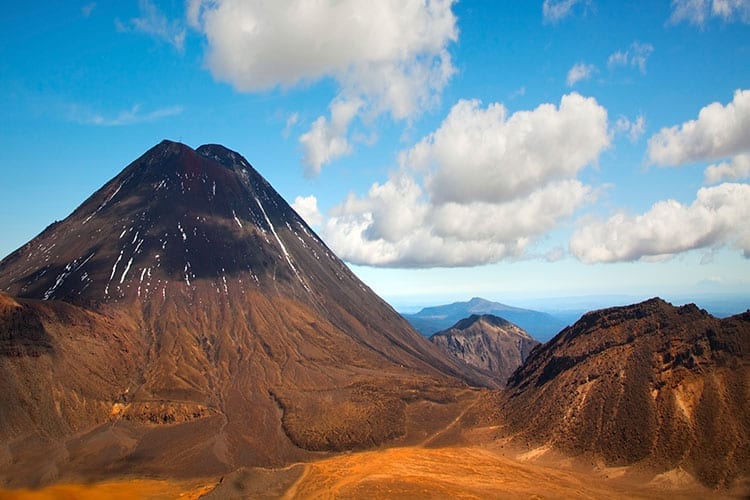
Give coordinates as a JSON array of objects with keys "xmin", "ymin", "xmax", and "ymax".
[
  {"xmin": 429, "ymin": 314, "xmax": 539, "ymax": 386},
  {"xmin": 0, "ymin": 140, "xmax": 489, "ymax": 487},
  {"xmin": 501, "ymin": 297, "xmax": 750, "ymax": 488},
  {"xmin": 2, "ymin": 141, "xmax": 747, "ymax": 494}
]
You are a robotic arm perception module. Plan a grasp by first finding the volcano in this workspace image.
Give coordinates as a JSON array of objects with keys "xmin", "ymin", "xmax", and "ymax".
[{"xmin": 0, "ymin": 140, "xmax": 486, "ymax": 487}]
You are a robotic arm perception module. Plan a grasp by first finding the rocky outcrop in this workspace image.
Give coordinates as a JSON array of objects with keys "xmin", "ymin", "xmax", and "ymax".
[
  {"xmin": 430, "ymin": 314, "xmax": 539, "ymax": 387},
  {"xmin": 502, "ymin": 298, "xmax": 750, "ymax": 488}
]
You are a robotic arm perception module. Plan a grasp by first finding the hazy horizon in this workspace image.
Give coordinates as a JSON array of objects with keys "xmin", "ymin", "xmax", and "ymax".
[{"xmin": 387, "ymin": 290, "xmax": 750, "ymax": 317}]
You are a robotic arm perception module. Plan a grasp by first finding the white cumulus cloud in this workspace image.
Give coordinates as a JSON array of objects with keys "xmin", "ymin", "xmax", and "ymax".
[
  {"xmin": 405, "ymin": 93, "xmax": 610, "ymax": 205},
  {"xmin": 713, "ymin": 0, "xmax": 750, "ymax": 21},
  {"xmin": 299, "ymin": 98, "xmax": 362, "ymax": 176},
  {"xmin": 669, "ymin": 0, "xmax": 750, "ymax": 25},
  {"xmin": 569, "ymin": 182, "xmax": 750, "ymax": 263},
  {"xmin": 566, "ymin": 62, "xmax": 596, "ymax": 87},
  {"xmin": 648, "ymin": 89, "xmax": 750, "ymax": 166},
  {"xmin": 117, "ymin": 0, "xmax": 186, "ymax": 51},
  {"xmin": 542, "ymin": 0, "xmax": 589, "ymax": 23},
  {"xmin": 607, "ymin": 42, "xmax": 654, "ymax": 73},
  {"xmin": 291, "ymin": 195, "xmax": 323, "ymax": 227},
  {"xmin": 188, "ymin": 0, "xmax": 457, "ymax": 93},
  {"xmin": 704, "ymin": 153, "xmax": 750, "ymax": 184},
  {"xmin": 188, "ymin": 0, "xmax": 459, "ymax": 173},
  {"xmin": 615, "ymin": 114, "xmax": 646, "ymax": 143},
  {"xmin": 282, "ymin": 112, "xmax": 299, "ymax": 139},
  {"xmin": 322, "ymin": 94, "xmax": 610, "ymax": 267}
]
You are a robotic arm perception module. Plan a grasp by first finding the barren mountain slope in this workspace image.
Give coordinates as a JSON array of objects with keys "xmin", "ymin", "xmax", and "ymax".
[
  {"xmin": 502, "ymin": 298, "xmax": 750, "ymax": 488},
  {"xmin": 430, "ymin": 314, "xmax": 539, "ymax": 386},
  {"xmin": 0, "ymin": 140, "xmax": 488, "ymax": 487}
]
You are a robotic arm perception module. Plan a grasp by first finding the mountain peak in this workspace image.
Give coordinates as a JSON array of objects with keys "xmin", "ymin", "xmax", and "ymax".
[
  {"xmin": 466, "ymin": 297, "xmax": 499, "ymax": 309},
  {"xmin": 149, "ymin": 138, "xmax": 194, "ymax": 158},
  {"xmin": 430, "ymin": 313, "xmax": 539, "ymax": 386},
  {"xmin": 405, "ymin": 297, "xmax": 567, "ymax": 341},
  {"xmin": 452, "ymin": 313, "xmax": 512, "ymax": 330},
  {"xmin": 0, "ymin": 141, "xmax": 488, "ymax": 483},
  {"xmin": 196, "ymin": 143, "xmax": 255, "ymax": 173},
  {"xmin": 138, "ymin": 140, "xmax": 255, "ymax": 175},
  {"xmin": 0, "ymin": 140, "xmax": 319, "ymax": 305},
  {"xmin": 567, "ymin": 297, "xmax": 709, "ymax": 344}
]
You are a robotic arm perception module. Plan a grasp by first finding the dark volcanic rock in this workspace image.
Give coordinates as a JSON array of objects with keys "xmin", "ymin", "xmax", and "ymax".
[
  {"xmin": 0, "ymin": 294, "xmax": 51, "ymax": 357},
  {"xmin": 429, "ymin": 314, "xmax": 539, "ymax": 387},
  {"xmin": 502, "ymin": 297, "xmax": 750, "ymax": 488},
  {"xmin": 0, "ymin": 140, "xmax": 486, "ymax": 487}
]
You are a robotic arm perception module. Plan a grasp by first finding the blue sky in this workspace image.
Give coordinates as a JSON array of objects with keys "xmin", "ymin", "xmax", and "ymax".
[{"xmin": 2, "ymin": 1, "xmax": 749, "ymax": 310}]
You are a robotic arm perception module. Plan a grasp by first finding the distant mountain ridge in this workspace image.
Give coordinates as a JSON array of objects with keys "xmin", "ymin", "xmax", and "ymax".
[
  {"xmin": 429, "ymin": 314, "xmax": 539, "ymax": 386},
  {"xmin": 404, "ymin": 297, "xmax": 567, "ymax": 341}
]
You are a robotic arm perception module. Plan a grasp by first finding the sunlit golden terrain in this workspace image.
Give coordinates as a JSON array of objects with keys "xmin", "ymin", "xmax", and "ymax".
[
  {"xmin": 0, "ymin": 478, "xmax": 214, "ymax": 500},
  {"xmin": 281, "ymin": 446, "xmax": 723, "ymax": 499},
  {"xmin": 4, "ymin": 442, "xmax": 740, "ymax": 499}
]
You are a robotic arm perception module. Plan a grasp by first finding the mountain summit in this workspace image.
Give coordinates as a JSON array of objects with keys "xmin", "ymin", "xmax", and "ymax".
[
  {"xmin": 2, "ymin": 140, "xmax": 333, "ymax": 305},
  {"xmin": 429, "ymin": 314, "xmax": 539, "ymax": 386},
  {"xmin": 0, "ymin": 140, "xmax": 485, "ymax": 486},
  {"xmin": 404, "ymin": 297, "xmax": 566, "ymax": 340}
]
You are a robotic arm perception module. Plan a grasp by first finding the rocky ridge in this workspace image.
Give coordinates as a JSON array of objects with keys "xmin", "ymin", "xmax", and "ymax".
[
  {"xmin": 501, "ymin": 298, "xmax": 750, "ymax": 488},
  {"xmin": 430, "ymin": 314, "xmax": 539, "ymax": 386}
]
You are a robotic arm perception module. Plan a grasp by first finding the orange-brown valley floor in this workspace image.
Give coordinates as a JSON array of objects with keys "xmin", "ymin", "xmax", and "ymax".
[
  {"xmin": 3, "ymin": 444, "xmax": 744, "ymax": 499},
  {"xmin": 278, "ymin": 446, "xmax": 733, "ymax": 499},
  {"xmin": 0, "ymin": 478, "xmax": 214, "ymax": 500}
]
